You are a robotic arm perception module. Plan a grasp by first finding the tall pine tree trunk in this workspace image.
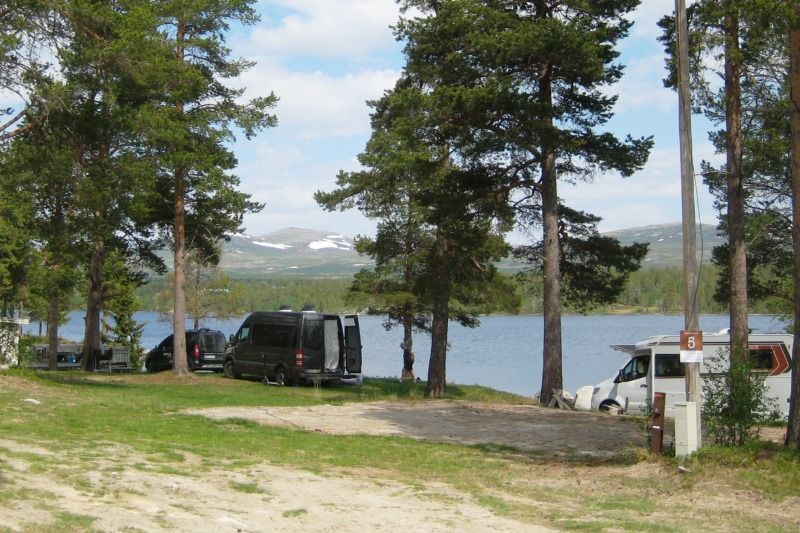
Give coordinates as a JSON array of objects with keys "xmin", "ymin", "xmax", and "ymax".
[
  {"xmin": 173, "ymin": 164, "xmax": 189, "ymax": 376},
  {"xmin": 724, "ymin": 12, "xmax": 748, "ymax": 370},
  {"xmin": 81, "ymin": 242, "xmax": 104, "ymax": 371},
  {"xmin": 402, "ymin": 232, "xmax": 414, "ymax": 373},
  {"xmin": 540, "ymin": 147, "xmax": 563, "ymax": 406},
  {"xmin": 47, "ymin": 295, "xmax": 59, "ymax": 371},
  {"xmin": 172, "ymin": 21, "xmax": 189, "ymax": 377},
  {"xmin": 537, "ymin": 29, "xmax": 562, "ymax": 405},
  {"xmin": 786, "ymin": 13, "xmax": 800, "ymax": 449},
  {"xmin": 425, "ymin": 228, "xmax": 450, "ymax": 398}
]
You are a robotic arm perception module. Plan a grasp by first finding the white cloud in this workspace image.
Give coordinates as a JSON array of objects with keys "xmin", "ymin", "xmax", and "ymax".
[
  {"xmin": 561, "ymin": 140, "xmax": 722, "ymax": 232},
  {"xmin": 629, "ymin": 0, "xmax": 674, "ymax": 41},
  {"xmin": 613, "ymin": 53, "xmax": 674, "ymax": 114},
  {"xmin": 249, "ymin": 0, "xmax": 400, "ymax": 60},
  {"xmin": 235, "ymin": 140, "xmax": 375, "ymax": 237},
  {"xmin": 237, "ymin": 59, "xmax": 400, "ymax": 139}
]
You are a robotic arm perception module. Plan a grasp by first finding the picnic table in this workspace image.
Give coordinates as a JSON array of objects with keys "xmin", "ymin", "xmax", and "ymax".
[{"xmin": 30, "ymin": 343, "xmax": 133, "ymax": 372}]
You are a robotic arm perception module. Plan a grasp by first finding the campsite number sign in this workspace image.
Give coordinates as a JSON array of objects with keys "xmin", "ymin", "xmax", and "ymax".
[{"xmin": 680, "ymin": 330, "xmax": 703, "ymax": 363}]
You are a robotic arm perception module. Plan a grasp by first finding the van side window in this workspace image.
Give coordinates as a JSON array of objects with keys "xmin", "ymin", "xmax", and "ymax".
[
  {"xmin": 620, "ymin": 355, "xmax": 650, "ymax": 382},
  {"xmin": 655, "ymin": 355, "xmax": 685, "ymax": 378},
  {"xmin": 238, "ymin": 326, "xmax": 251, "ymax": 343},
  {"xmin": 251, "ymin": 324, "xmax": 296, "ymax": 348},
  {"xmin": 302, "ymin": 319, "xmax": 324, "ymax": 351},
  {"xmin": 252, "ymin": 324, "xmax": 271, "ymax": 346}
]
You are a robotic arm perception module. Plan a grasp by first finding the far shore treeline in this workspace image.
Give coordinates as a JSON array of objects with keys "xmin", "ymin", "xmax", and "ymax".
[{"xmin": 128, "ymin": 266, "xmax": 779, "ymax": 317}]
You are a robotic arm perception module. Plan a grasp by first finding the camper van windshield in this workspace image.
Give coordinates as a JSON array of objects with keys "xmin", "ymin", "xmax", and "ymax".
[{"xmin": 620, "ymin": 355, "xmax": 649, "ymax": 382}]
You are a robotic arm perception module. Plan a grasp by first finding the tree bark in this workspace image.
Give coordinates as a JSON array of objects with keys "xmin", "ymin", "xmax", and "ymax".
[
  {"xmin": 402, "ymin": 227, "xmax": 414, "ymax": 376},
  {"xmin": 172, "ymin": 21, "xmax": 189, "ymax": 377},
  {"xmin": 537, "ymin": 16, "xmax": 562, "ymax": 405},
  {"xmin": 425, "ymin": 228, "xmax": 450, "ymax": 398},
  {"xmin": 81, "ymin": 242, "xmax": 104, "ymax": 371},
  {"xmin": 47, "ymin": 295, "xmax": 59, "ymax": 371},
  {"xmin": 724, "ymin": 11, "xmax": 749, "ymax": 371},
  {"xmin": 785, "ymin": 12, "xmax": 800, "ymax": 449},
  {"xmin": 540, "ymin": 146, "xmax": 563, "ymax": 406},
  {"xmin": 172, "ymin": 164, "xmax": 189, "ymax": 376}
]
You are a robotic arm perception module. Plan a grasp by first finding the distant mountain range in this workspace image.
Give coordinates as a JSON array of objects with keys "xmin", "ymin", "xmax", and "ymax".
[
  {"xmin": 217, "ymin": 227, "xmax": 374, "ymax": 277},
  {"xmin": 190, "ymin": 223, "xmax": 724, "ymax": 278},
  {"xmin": 604, "ymin": 223, "xmax": 724, "ymax": 268}
]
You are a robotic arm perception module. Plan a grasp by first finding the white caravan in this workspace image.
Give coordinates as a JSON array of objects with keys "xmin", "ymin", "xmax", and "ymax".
[{"xmin": 590, "ymin": 331, "xmax": 794, "ymax": 417}]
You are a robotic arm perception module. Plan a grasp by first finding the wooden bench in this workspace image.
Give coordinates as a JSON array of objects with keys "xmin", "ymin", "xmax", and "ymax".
[{"xmin": 92, "ymin": 347, "xmax": 133, "ymax": 372}]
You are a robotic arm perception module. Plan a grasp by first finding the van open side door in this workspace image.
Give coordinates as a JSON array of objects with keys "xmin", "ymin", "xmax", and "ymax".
[{"xmin": 344, "ymin": 315, "xmax": 362, "ymax": 374}]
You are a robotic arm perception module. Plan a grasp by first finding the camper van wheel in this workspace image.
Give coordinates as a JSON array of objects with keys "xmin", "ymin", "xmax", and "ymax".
[
  {"xmin": 600, "ymin": 401, "xmax": 623, "ymax": 415},
  {"xmin": 223, "ymin": 359, "xmax": 240, "ymax": 379},
  {"xmin": 274, "ymin": 367, "xmax": 289, "ymax": 387}
]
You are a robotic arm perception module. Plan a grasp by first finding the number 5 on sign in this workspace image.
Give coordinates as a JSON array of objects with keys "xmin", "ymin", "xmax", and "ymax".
[{"xmin": 680, "ymin": 330, "xmax": 703, "ymax": 363}]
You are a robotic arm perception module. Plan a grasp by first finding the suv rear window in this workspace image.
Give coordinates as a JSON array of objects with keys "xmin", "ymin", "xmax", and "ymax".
[{"xmin": 199, "ymin": 332, "xmax": 227, "ymax": 352}]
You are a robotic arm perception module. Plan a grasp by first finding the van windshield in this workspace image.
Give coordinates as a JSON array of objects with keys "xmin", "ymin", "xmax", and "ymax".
[{"xmin": 620, "ymin": 355, "xmax": 650, "ymax": 382}]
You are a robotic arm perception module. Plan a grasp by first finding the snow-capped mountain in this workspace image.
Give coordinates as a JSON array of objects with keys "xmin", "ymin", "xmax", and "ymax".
[
  {"xmin": 187, "ymin": 223, "xmax": 722, "ymax": 278},
  {"xmin": 220, "ymin": 227, "xmax": 372, "ymax": 276}
]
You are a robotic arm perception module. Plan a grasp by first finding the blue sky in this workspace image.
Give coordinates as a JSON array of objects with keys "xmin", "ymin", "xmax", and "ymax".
[
  {"xmin": 229, "ymin": 0, "xmax": 724, "ymax": 242},
  {"xmin": 0, "ymin": 0, "xmax": 721, "ymax": 242}
]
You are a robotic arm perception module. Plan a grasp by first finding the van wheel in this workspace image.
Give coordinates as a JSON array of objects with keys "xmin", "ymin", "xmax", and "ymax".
[
  {"xmin": 274, "ymin": 367, "xmax": 290, "ymax": 387},
  {"xmin": 223, "ymin": 359, "xmax": 240, "ymax": 379},
  {"xmin": 600, "ymin": 400, "xmax": 623, "ymax": 415}
]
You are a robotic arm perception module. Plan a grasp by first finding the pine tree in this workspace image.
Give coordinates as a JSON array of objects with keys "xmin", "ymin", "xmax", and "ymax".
[
  {"xmin": 143, "ymin": 0, "xmax": 277, "ymax": 376},
  {"xmin": 397, "ymin": 0, "xmax": 651, "ymax": 403},
  {"xmin": 784, "ymin": 0, "xmax": 800, "ymax": 449},
  {"xmin": 318, "ymin": 79, "xmax": 515, "ymax": 397}
]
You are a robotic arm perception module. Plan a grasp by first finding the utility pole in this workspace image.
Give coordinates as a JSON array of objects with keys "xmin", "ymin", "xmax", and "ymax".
[{"xmin": 675, "ymin": 0, "xmax": 703, "ymax": 448}]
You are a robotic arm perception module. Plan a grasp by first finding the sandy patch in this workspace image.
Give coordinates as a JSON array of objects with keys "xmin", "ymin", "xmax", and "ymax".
[
  {"xmin": 188, "ymin": 401, "xmax": 645, "ymax": 460},
  {"xmin": 0, "ymin": 438, "xmax": 547, "ymax": 532}
]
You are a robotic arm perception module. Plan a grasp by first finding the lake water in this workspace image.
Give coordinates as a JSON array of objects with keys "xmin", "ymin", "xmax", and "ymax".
[{"xmin": 28, "ymin": 312, "xmax": 787, "ymax": 398}]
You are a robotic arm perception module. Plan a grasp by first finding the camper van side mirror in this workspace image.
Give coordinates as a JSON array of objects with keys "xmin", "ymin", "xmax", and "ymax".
[
  {"xmin": 615, "ymin": 369, "xmax": 623, "ymax": 384},
  {"xmin": 229, "ymin": 334, "xmax": 234, "ymax": 343}
]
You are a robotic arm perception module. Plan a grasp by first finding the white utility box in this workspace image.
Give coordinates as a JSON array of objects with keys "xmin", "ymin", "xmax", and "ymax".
[{"xmin": 674, "ymin": 401, "xmax": 698, "ymax": 457}]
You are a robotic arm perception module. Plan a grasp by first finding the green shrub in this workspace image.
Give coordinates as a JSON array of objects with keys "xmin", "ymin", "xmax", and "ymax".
[{"xmin": 702, "ymin": 355, "xmax": 781, "ymax": 446}]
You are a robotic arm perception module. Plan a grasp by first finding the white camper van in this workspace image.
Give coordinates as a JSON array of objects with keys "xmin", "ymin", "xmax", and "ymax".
[{"xmin": 590, "ymin": 331, "xmax": 794, "ymax": 417}]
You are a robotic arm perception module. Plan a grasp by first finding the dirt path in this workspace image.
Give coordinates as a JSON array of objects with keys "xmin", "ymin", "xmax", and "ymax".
[
  {"xmin": 0, "ymin": 435, "xmax": 548, "ymax": 532},
  {"xmin": 3, "ymin": 376, "xmax": 798, "ymax": 533},
  {"xmin": 188, "ymin": 401, "xmax": 645, "ymax": 460},
  {"xmin": 0, "ymin": 401, "xmax": 641, "ymax": 532}
]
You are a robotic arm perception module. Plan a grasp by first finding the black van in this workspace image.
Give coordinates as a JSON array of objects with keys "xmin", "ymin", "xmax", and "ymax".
[{"xmin": 223, "ymin": 311, "xmax": 362, "ymax": 385}]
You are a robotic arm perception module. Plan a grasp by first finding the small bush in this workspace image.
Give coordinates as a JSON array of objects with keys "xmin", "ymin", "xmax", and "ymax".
[{"xmin": 702, "ymin": 355, "xmax": 781, "ymax": 446}]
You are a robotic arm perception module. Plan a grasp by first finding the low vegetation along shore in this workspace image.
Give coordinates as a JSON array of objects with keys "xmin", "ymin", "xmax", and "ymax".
[
  {"xmin": 133, "ymin": 266, "xmax": 782, "ymax": 318},
  {"xmin": 1, "ymin": 370, "xmax": 799, "ymax": 531}
]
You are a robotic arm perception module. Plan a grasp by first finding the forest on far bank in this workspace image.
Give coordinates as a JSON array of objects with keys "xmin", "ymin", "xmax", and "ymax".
[{"xmin": 132, "ymin": 265, "xmax": 786, "ymax": 319}]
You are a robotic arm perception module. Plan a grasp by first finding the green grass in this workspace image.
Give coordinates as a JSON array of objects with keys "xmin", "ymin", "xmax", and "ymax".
[
  {"xmin": 2, "ymin": 368, "xmax": 800, "ymax": 532},
  {"xmin": 231, "ymin": 481, "xmax": 266, "ymax": 494}
]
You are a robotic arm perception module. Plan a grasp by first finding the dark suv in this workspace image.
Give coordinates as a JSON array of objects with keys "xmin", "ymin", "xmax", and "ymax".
[{"xmin": 145, "ymin": 329, "xmax": 228, "ymax": 372}]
